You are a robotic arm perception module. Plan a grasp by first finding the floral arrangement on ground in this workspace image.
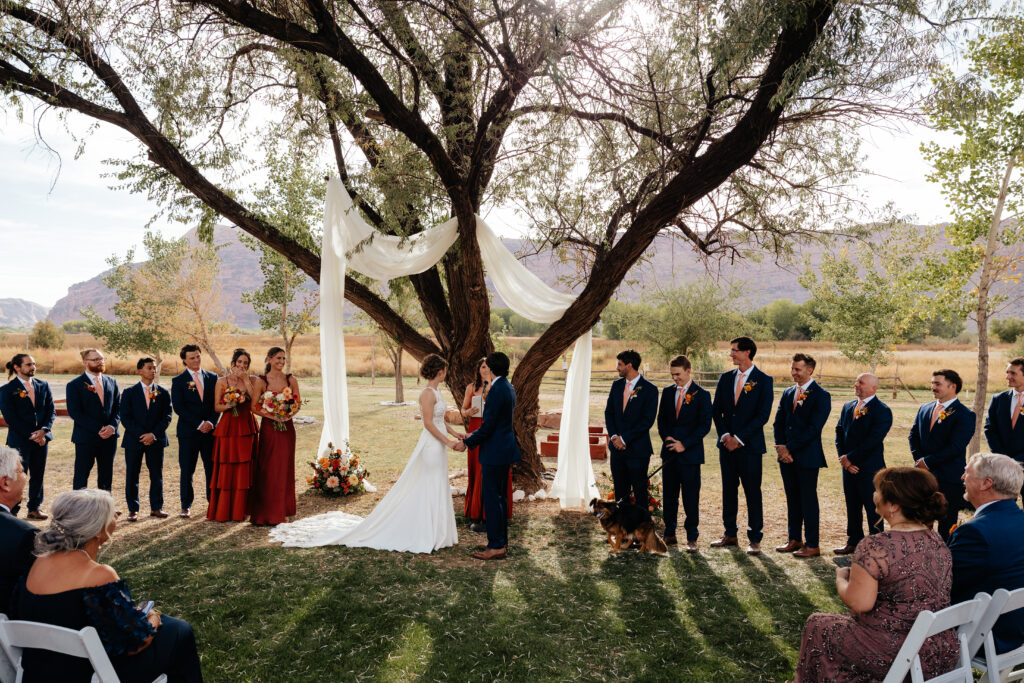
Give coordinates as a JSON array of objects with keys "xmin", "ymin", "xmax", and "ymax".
[{"xmin": 308, "ymin": 441, "xmax": 370, "ymax": 496}]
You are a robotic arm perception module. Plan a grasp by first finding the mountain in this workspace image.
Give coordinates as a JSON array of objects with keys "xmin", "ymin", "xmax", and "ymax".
[{"xmin": 0, "ymin": 298, "xmax": 49, "ymax": 328}]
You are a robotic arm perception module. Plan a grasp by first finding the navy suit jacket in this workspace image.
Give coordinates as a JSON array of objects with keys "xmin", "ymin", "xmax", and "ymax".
[
  {"xmin": 949, "ymin": 499, "xmax": 1024, "ymax": 654},
  {"xmin": 773, "ymin": 381, "xmax": 831, "ymax": 468},
  {"xmin": 712, "ymin": 366, "xmax": 774, "ymax": 455},
  {"xmin": 171, "ymin": 369, "xmax": 220, "ymax": 437},
  {"xmin": 463, "ymin": 376, "xmax": 521, "ymax": 466},
  {"xmin": 908, "ymin": 398, "xmax": 975, "ymax": 484},
  {"xmin": 65, "ymin": 373, "xmax": 120, "ymax": 444},
  {"xmin": 0, "ymin": 378, "xmax": 55, "ymax": 451},
  {"xmin": 984, "ymin": 390, "xmax": 1024, "ymax": 462},
  {"xmin": 656, "ymin": 383, "xmax": 712, "ymax": 464},
  {"xmin": 0, "ymin": 507, "xmax": 38, "ymax": 616},
  {"xmin": 119, "ymin": 383, "xmax": 173, "ymax": 448},
  {"xmin": 605, "ymin": 376, "xmax": 658, "ymax": 462},
  {"xmin": 835, "ymin": 397, "xmax": 892, "ymax": 472}
]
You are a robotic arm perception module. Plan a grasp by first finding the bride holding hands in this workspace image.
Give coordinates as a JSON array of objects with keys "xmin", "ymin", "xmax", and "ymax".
[{"xmin": 270, "ymin": 354, "xmax": 463, "ymax": 552}]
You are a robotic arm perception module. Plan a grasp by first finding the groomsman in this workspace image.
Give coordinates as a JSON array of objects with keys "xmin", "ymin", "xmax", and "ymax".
[
  {"xmin": 656, "ymin": 354, "xmax": 712, "ymax": 552},
  {"xmin": 0, "ymin": 354, "xmax": 55, "ymax": 519},
  {"xmin": 711, "ymin": 336, "xmax": 774, "ymax": 555},
  {"xmin": 984, "ymin": 358, "xmax": 1024, "ymax": 486},
  {"xmin": 773, "ymin": 354, "xmax": 831, "ymax": 558},
  {"xmin": 834, "ymin": 373, "xmax": 893, "ymax": 555},
  {"xmin": 66, "ymin": 349, "xmax": 120, "ymax": 491},
  {"xmin": 171, "ymin": 344, "xmax": 219, "ymax": 518},
  {"xmin": 120, "ymin": 358, "xmax": 172, "ymax": 521},
  {"xmin": 909, "ymin": 368, "xmax": 976, "ymax": 541},
  {"xmin": 604, "ymin": 349, "xmax": 658, "ymax": 509}
]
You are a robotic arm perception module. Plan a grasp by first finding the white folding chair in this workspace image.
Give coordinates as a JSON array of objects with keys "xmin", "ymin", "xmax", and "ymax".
[
  {"xmin": 972, "ymin": 587, "xmax": 1024, "ymax": 683},
  {"xmin": 883, "ymin": 594, "xmax": 991, "ymax": 683},
  {"xmin": 0, "ymin": 616, "xmax": 15, "ymax": 683},
  {"xmin": 0, "ymin": 614, "xmax": 166, "ymax": 683}
]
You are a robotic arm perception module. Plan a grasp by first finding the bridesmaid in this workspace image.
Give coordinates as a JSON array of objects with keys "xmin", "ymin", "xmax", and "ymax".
[
  {"xmin": 249, "ymin": 347, "xmax": 301, "ymax": 526},
  {"xmin": 460, "ymin": 357, "xmax": 512, "ymax": 534},
  {"xmin": 207, "ymin": 348, "xmax": 258, "ymax": 522}
]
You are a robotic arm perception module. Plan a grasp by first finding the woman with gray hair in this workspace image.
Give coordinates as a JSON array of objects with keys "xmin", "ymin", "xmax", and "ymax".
[{"xmin": 10, "ymin": 489, "xmax": 202, "ymax": 682}]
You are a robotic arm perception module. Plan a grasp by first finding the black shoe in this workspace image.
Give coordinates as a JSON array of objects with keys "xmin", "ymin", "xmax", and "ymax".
[{"xmin": 469, "ymin": 521, "xmax": 486, "ymax": 533}]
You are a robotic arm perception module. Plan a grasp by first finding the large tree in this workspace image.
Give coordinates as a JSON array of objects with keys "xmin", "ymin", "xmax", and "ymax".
[{"xmin": 0, "ymin": 0, "xmax": 979, "ymax": 486}]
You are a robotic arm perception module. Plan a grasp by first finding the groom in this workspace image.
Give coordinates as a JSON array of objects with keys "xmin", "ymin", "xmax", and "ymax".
[{"xmin": 458, "ymin": 352, "xmax": 520, "ymax": 561}]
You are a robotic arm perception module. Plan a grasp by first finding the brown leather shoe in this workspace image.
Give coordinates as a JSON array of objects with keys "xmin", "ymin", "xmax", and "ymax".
[
  {"xmin": 127, "ymin": 511, "xmax": 139, "ymax": 522},
  {"xmin": 775, "ymin": 540, "xmax": 802, "ymax": 553},
  {"xmin": 686, "ymin": 541, "xmax": 698, "ymax": 553},
  {"xmin": 833, "ymin": 542, "xmax": 858, "ymax": 555},
  {"xmin": 746, "ymin": 542, "xmax": 761, "ymax": 555},
  {"xmin": 710, "ymin": 536, "xmax": 738, "ymax": 547},
  {"xmin": 150, "ymin": 510, "xmax": 169, "ymax": 519},
  {"xmin": 793, "ymin": 546, "xmax": 821, "ymax": 558},
  {"xmin": 664, "ymin": 534, "xmax": 678, "ymax": 546},
  {"xmin": 471, "ymin": 547, "xmax": 507, "ymax": 561},
  {"xmin": 26, "ymin": 509, "xmax": 48, "ymax": 520}
]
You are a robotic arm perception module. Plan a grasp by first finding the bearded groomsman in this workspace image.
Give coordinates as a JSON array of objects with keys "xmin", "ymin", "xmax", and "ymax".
[
  {"xmin": 984, "ymin": 358, "xmax": 1024, "ymax": 489},
  {"xmin": 711, "ymin": 336, "xmax": 773, "ymax": 555},
  {"xmin": 773, "ymin": 353, "xmax": 831, "ymax": 558},
  {"xmin": 910, "ymin": 368, "xmax": 975, "ymax": 541},
  {"xmin": 120, "ymin": 358, "xmax": 173, "ymax": 521},
  {"xmin": 0, "ymin": 354, "xmax": 55, "ymax": 518},
  {"xmin": 656, "ymin": 354, "xmax": 712, "ymax": 552},
  {"xmin": 834, "ymin": 373, "xmax": 893, "ymax": 555},
  {"xmin": 604, "ymin": 349, "xmax": 658, "ymax": 509},
  {"xmin": 66, "ymin": 349, "xmax": 120, "ymax": 491},
  {"xmin": 171, "ymin": 344, "xmax": 220, "ymax": 518}
]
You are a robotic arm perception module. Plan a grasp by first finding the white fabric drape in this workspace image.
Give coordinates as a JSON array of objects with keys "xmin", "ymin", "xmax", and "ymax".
[{"xmin": 320, "ymin": 179, "xmax": 598, "ymax": 508}]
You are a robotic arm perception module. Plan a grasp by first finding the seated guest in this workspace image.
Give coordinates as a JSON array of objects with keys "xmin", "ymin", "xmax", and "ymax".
[
  {"xmin": 10, "ymin": 489, "xmax": 203, "ymax": 682},
  {"xmin": 1, "ymin": 446, "xmax": 38, "ymax": 615},
  {"xmin": 949, "ymin": 452, "xmax": 1024, "ymax": 654},
  {"xmin": 791, "ymin": 467, "xmax": 958, "ymax": 683}
]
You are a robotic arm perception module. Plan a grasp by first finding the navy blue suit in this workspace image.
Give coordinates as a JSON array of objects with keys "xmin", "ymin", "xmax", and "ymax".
[
  {"xmin": 656, "ymin": 382, "xmax": 712, "ymax": 541},
  {"xmin": 171, "ymin": 369, "xmax": 220, "ymax": 510},
  {"xmin": 0, "ymin": 506, "xmax": 37, "ymax": 616},
  {"xmin": 712, "ymin": 366, "xmax": 773, "ymax": 543},
  {"xmin": 835, "ymin": 396, "xmax": 892, "ymax": 542},
  {"xmin": 604, "ymin": 376, "xmax": 658, "ymax": 508},
  {"xmin": 909, "ymin": 398, "xmax": 975, "ymax": 540},
  {"xmin": 773, "ymin": 381, "xmax": 831, "ymax": 548},
  {"xmin": 65, "ymin": 373, "xmax": 120, "ymax": 491},
  {"xmin": 949, "ymin": 499, "xmax": 1024, "ymax": 654},
  {"xmin": 0, "ymin": 378, "xmax": 55, "ymax": 511},
  {"xmin": 985, "ymin": 391, "xmax": 1024, "ymax": 479},
  {"xmin": 464, "ymin": 376, "xmax": 520, "ymax": 549},
  {"xmin": 120, "ymin": 383, "xmax": 172, "ymax": 514}
]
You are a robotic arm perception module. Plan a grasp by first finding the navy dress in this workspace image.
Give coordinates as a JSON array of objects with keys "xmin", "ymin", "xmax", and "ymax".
[{"xmin": 10, "ymin": 578, "xmax": 202, "ymax": 682}]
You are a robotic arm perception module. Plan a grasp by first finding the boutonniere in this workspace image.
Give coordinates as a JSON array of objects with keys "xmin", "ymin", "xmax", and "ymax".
[
  {"xmin": 938, "ymin": 408, "xmax": 954, "ymax": 423},
  {"xmin": 148, "ymin": 387, "xmax": 161, "ymax": 400},
  {"xmin": 15, "ymin": 388, "xmax": 28, "ymax": 399},
  {"xmin": 949, "ymin": 522, "xmax": 959, "ymax": 535},
  {"xmin": 743, "ymin": 381, "xmax": 756, "ymax": 393},
  {"xmin": 854, "ymin": 404, "xmax": 868, "ymax": 419},
  {"xmin": 684, "ymin": 392, "xmax": 695, "ymax": 404},
  {"xmin": 627, "ymin": 387, "xmax": 640, "ymax": 403},
  {"xmin": 187, "ymin": 381, "xmax": 197, "ymax": 392},
  {"xmin": 796, "ymin": 389, "xmax": 810, "ymax": 407},
  {"xmin": 87, "ymin": 383, "xmax": 97, "ymax": 393}
]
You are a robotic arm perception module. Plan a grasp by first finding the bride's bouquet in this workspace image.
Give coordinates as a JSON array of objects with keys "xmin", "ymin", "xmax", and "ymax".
[
  {"xmin": 308, "ymin": 441, "xmax": 370, "ymax": 496},
  {"xmin": 222, "ymin": 386, "xmax": 247, "ymax": 417},
  {"xmin": 261, "ymin": 387, "xmax": 300, "ymax": 431}
]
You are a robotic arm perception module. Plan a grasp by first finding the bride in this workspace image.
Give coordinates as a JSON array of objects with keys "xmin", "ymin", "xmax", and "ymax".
[{"xmin": 269, "ymin": 354, "xmax": 464, "ymax": 552}]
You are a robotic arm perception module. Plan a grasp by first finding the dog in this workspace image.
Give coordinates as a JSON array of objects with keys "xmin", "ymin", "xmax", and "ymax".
[{"xmin": 590, "ymin": 498, "xmax": 667, "ymax": 554}]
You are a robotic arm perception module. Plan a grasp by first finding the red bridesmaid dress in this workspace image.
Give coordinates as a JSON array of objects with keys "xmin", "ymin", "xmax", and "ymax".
[
  {"xmin": 207, "ymin": 392, "xmax": 258, "ymax": 522},
  {"xmin": 248, "ymin": 375, "xmax": 297, "ymax": 526}
]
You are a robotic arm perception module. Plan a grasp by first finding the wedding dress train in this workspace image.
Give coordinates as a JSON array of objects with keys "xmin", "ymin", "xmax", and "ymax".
[{"xmin": 268, "ymin": 387, "xmax": 458, "ymax": 553}]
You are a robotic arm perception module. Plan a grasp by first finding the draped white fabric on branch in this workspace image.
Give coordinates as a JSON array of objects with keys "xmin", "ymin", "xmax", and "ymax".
[{"xmin": 319, "ymin": 179, "xmax": 598, "ymax": 508}]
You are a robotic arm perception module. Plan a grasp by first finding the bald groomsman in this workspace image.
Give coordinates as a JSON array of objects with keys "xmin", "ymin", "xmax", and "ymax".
[
  {"xmin": 909, "ymin": 368, "xmax": 975, "ymax": 541},
  {"xmin": 984, "ymin": 358, "xmax": 1024, "ymax": 492},
  {"xmin": 834, "ymin": 373, "xmax": 893, "ymax": 555}
]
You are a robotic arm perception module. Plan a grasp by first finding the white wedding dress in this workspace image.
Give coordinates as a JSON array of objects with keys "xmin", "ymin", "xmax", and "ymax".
[{"xmin": 268, "ymin": 387, "xmax": 458, "ymax": 553}]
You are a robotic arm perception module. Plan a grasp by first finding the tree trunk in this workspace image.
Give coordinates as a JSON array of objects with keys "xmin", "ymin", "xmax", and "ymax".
[
  {"xmin": 394, "ymin": 346, "xmax": 404, "ymax": 403},
  {"xmin": 971, "ymin": 156, "xmax": 1015, "ymax": 453},
  {"xmin": 281, "ymin": 298, "xmax": 292, "ymax": 374}
]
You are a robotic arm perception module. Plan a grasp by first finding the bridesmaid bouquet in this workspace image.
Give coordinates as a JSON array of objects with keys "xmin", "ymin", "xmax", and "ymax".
[
  {"xmin": 308, "ymin": 441, "xmax": 370, "ymax": 496},
  {"xmin": 261, "ymin": 388, "xmax": 300, "ymax": 431},
  {"xmin": 222, "ymin": 386, "xmax": 247, "ymax": 417}
]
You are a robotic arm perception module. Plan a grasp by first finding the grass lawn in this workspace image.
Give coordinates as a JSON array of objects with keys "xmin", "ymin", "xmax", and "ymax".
[{"xmin": 14, "ymin": 374, "xmax": 961, "ymax": 681}]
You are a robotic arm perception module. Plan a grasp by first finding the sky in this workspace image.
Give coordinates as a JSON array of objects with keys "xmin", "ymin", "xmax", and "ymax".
[{"xmin": 0, "ymin": 108, "xmax": 955, "ymax": 310}]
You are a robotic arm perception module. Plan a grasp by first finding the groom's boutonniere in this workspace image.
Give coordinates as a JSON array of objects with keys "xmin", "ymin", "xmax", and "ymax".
[
  {"xmin": 938, "ymin": 408, "xmax": 954, "ymax": 423},
  {"xmin": 743, "ymin": 381, "xmax": 756, "ymax": 393}
]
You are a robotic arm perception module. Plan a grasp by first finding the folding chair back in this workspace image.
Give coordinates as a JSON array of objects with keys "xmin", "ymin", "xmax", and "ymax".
[{"xmin": 883, "ymin": 594, "xmax": 990, "ymax": 683}]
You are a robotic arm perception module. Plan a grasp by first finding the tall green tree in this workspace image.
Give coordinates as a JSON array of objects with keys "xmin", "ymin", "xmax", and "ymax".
[{"xmin": 921, "ymin": 13, "xmax": 1024, "ymax": 451}]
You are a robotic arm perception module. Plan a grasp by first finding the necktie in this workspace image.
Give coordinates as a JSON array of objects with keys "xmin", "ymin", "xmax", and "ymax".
[
  {"xmin": 622, "ymin": 381, "xmax": 630, "ymax": 413},
  {"xmin": 144, "ymin": 384, "xmax": 151, "ymax": 409},
  {"xmin": 734, "ymin": 372, "xmax": 744, "ymax": 405},
  {"xmin": 194, "ymin": 371, "xmax": 204, "ymax": 401},
  {"xmin": 1012, "ymin": 392, "xmax": 1023, "ymax": 429},
  {"xmin": 792, "ymin": 385, "xmax": 801, "ymax": 412},
  {"xmin": 929, "ymin": 401, "xmax": 942, "ymax": 429},
  {"xmin": 25, "ymin": 381, "xmax": 35, "ymax": 407},
  {"xmin": 93, "ymin": 375, "xmax": 104, "ymax": 407},
  {"xmin": 675, "ymin": 387, "xmax": 684, "ymax": 417},
  {"xmin": 854, "ymin": 399, "xmax": 864, "ymax": 418}
]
